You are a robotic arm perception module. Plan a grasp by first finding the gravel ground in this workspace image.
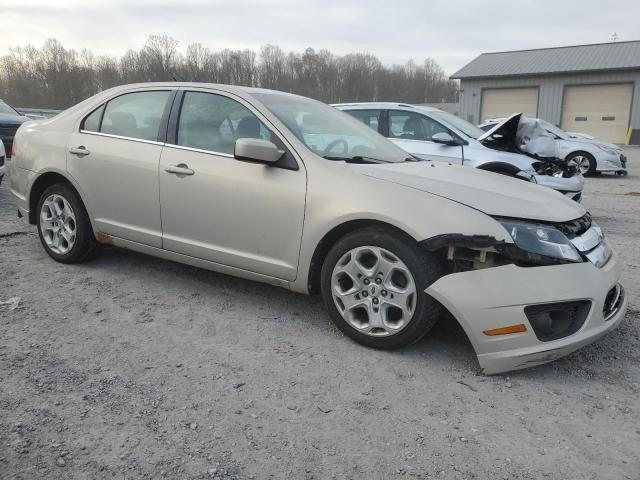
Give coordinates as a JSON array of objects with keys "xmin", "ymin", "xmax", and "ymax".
[{"xmin": 1, "ymin": 150, "xmax": 639, "ymax": 480}]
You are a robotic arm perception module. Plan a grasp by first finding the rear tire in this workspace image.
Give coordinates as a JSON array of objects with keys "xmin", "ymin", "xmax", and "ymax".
[
  {"xmin": 567, "ymin": 152, "xmax": 596, "ymax": 176},
  {"xmin": 36, "ymin": 183, "xmax": 99, "ymax": 264},
  {"xmin": 320, "ymin": 227, "xmax": 442, "ymax": 350}
]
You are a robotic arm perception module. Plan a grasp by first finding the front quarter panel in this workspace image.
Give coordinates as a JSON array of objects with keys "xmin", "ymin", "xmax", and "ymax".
[{"xmin": 291, "ymin": 158, "xmax": 511, "ymax": 293}]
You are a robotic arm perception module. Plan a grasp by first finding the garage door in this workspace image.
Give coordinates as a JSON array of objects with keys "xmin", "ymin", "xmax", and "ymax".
[
  {"xmin": 561, "ymin": 84, "xmax": 632, "ymax": 144},
  {"xmin": 480, "ymin": 88, "xmax": 538, "ymax": 121}
]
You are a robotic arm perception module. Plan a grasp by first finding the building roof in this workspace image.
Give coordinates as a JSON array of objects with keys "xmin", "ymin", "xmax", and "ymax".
[{"xmin": 451, "ymin": 40, "xmax": 640, "ymax": 79}]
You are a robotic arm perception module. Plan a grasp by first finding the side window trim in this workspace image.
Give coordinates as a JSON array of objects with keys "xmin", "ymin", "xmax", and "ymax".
[{"xmin": 157, "ymin": 90, "xmax": 179, "ymax": 143}]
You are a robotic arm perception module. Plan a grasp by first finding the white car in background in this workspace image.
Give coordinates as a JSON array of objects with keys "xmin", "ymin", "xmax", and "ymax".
[
  {"xmin": 479, "ymin": 117, "xmax": 627, "ymax": 176},
  {"xmin": 334, "ymin": 103, "xmax": 585, "ymax": 202}
]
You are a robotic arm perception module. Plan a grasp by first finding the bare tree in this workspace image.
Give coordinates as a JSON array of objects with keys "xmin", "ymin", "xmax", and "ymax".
[{"xmin": 0, "ymin": 35, "xmax": 459, "ymax": 109}]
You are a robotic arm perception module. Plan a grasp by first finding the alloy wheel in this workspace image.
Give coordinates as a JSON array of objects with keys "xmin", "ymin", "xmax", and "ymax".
[
  {"xmin": 570, "ymin": 155, "xmax": 591, "ymax": 175},
  {"xmin": 40, "ymin": 194, "xmax": 77, "ymax": 255},
  {"xmin": 331, "ymin": 246, "xmax": 417, "ymax": 336}
]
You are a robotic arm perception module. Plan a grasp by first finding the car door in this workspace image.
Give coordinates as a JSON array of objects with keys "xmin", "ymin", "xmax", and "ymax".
[
  {"xmin": 386, "ymin": 110, "xmax": 463, "ymax": 164},
  {"xmin": 67, "ymin": 89, "xmax": 174, "ymax": 247},
  {"xmin": 158, "ymin": 89, "xmax": 306, "ymax": 281}
]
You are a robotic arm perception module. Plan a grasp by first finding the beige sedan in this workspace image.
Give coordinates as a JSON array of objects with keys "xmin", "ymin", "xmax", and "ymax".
[{"xmin": 8, "ymin": 83, "xmax": 626, "ymax": 373}]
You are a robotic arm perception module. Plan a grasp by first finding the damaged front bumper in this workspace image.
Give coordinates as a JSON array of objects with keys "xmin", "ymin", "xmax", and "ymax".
[
  {"xmin": 533, "ymin": 172, "xmax": 584, "ymax": 202},
  {"xmin": 596, "ymin": 151, "xmax": 627, "ymax": 173},
  {"xmin": 426, "ymin": 252, "xmax": 626, "ymax": 374}
]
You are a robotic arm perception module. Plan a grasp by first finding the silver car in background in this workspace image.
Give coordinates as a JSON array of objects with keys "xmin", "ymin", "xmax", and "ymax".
[
  {"xmin": 334, "ymin": 103, "xmax": 585, "ymax": 202},
  {"xmin": 9, "ymin": 83, "xmax": 625, "ymax": 374},
  {"xmin": 479, "ymin": 117, "xmax": 627, "ymax": 176}
]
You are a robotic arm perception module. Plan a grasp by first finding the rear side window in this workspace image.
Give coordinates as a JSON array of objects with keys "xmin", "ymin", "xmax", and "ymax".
[
  {"xmin": 98, "ymin": 91, "xmax": 171, "ymax": 141},
  {"xmin": 344, "ymin": 109, "xmax": 382, "ymax": 133},
  {"xmin": 177, "ymin": 91, "xmax": 273, "ymax": 155},
  {"xmin": 82, "ymin": 105, "xmax": 104, "ymax": 132}
]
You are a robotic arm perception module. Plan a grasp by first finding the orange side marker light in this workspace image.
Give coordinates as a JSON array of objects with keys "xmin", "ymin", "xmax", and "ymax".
[{"xmin": 483, "ymin": 324, "xmax": 527, "ymax": 336}]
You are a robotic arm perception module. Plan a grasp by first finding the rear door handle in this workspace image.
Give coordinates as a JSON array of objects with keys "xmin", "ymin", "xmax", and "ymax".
[
  {"xmin": 165, "ymin": 164, "xmax": 195, "ymax": 176},
  {"xmin": 69, "ymin": 146, "xmax": 90, "ymax": 157}
]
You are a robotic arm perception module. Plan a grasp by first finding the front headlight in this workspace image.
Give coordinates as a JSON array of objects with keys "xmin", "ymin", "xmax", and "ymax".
[{"xmin": 498, "ymin": 219, "xmax": 582, "ymax": 264}]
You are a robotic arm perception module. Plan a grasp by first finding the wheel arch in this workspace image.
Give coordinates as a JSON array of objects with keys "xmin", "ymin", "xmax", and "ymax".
[
  {"xmin": 28, "ymin": 170, "xmax": 91, "ymax": 226},
  {"xmin": 565, "ymin": 150, "xmax": 595, "ymax": 160},
  {"xmin": 306, "ymin": 219, "xmax": 418, "ymax": 294}
]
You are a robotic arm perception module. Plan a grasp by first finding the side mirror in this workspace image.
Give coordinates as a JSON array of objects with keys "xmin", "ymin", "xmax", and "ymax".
[
  {"xmin": 431, "ymin": 132, "xmax": 460, "ymax": 146},
  {"xmin": 234, "ymin": 138, "xmax": 284, "ymax": 165}
]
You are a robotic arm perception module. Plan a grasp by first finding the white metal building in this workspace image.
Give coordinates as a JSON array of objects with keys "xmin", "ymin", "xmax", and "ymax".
[{"xmin": 452, "ymin": 41, "xmax": 640, "ymax": 144}]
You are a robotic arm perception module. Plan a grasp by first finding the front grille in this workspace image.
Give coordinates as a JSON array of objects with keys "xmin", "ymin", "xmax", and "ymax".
[
  {"xmin": 525, "ymin": 300, "xmax": 592, "ymax": 342},
  {"xmin": 603, "ymin": 284, "xmax": 624, "ymax": 321},
  {"xmin": 553, "ymin": 213, "xmax": 592, "ymax": 239}
]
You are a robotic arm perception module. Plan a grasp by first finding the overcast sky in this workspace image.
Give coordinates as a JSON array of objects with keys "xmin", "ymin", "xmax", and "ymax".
[{"xmin": 1, "ymin": 0, "xmax": 639, "ymax": 74}]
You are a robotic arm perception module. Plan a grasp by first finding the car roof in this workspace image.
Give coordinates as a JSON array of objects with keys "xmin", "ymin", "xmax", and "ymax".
[
  {"xmin": 95, "ymin": 82, "xmax": 307, "ymax": 101},
  {"xmin": 332, "ymin": 102, "xmax": 440, "ymax": 112}
]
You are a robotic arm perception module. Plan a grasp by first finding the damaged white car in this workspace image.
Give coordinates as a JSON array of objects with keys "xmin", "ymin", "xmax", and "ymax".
[
  {"xmin": 335, "ymin": 104, "xmax": 585, "ymax": 202},
  {"xmin": 479, "ymin": 116, "xmax": 627, "ymax": 176},
  {"xmin": 9, "ymin": 83, "xmax": 626, "ymax": 374}
]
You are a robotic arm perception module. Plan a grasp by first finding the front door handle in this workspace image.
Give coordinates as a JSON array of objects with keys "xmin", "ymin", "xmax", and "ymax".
[
  {"xmin": 69, "ymin": 146, "xmax": 90, "ymax": 157},
  {"xmin": 165, "ymin": 164, "xmax": 195, "ymax": 176}
]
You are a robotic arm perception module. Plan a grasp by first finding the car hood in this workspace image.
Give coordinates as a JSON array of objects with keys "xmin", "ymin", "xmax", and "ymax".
[
  {"xmin": 477, "ymin": 113, "xmax": 520, "ymax": 143},
  {"xmin": 567, "ymin": 136, "xmax": 621, "ymax": 151},
  {"xmin": 566, "ymin": 131, "xmax": 595, "ymax": 140},
  {"xmin": 0, "ymin": 112, "xmax": 30, "ymax": 125},
  {"xmin": 352, "ymin": 161, "xmax": 585, "ymax": 223}
]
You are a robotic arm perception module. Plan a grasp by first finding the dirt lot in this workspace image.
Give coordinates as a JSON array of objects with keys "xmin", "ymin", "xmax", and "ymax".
[{"xmin": 1, "ymin": 150, "xmax": 639, "ymax": 480}]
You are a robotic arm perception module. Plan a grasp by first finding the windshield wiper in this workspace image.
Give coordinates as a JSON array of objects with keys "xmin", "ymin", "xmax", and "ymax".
[
  {"xmin": 323, "ymin": 155, "xmax": 419, "ymax": 164},
  {"xmin": 322, "ymin": 155, "xmax": 386, "ymax": 164}
]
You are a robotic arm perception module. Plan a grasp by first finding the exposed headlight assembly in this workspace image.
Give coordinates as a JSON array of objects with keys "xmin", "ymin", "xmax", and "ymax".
[{"xmin": 497, "ymin": 219, "xmax": 582, "ymax": 265}]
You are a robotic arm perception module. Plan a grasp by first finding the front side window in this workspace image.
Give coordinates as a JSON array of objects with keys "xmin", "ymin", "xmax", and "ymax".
[
  {"xmin": 344, "ymin": 109, "xmax": 382, "ymax": 133},
  {"xmin": 99, "ymin": 91, "xmax": 170, "ymax": 141},
  {"xmin": 177, "ymin": 91, "xmax": 273, "ymax": 155},
  {"xmin": 388, "ymin": 111, "xmax": 449, "ymax": 141},
  {"xmin": 428, "ymin": 110, "xmax": 485, "ymax": 140}
]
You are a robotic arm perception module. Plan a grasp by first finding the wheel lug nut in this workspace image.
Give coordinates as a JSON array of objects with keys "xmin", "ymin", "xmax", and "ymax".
[
  {"xmin": 381, "ymin": 290, "xmax": 387, "ymax": 297},
  {"xmin": 375, "ymin": 278, "xmax": 382, "ymax": 284},
  {"xmin": 362, "ymin": 291, "xmax": 368, "ymax": 297},
  {"xmin": 363, "ymin": 279, "xmax": 370, "ymax": 285},
  {"xmin": 372, "ymin": 297, "xmax": 379, "ymax": 304}
]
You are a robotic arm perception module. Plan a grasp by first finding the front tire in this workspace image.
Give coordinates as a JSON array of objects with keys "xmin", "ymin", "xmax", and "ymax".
[
  {"xmin": 567, "ymin": 152, "xmax": 596, "ymax": 176},
  {"xmin": 36, "ymin": 183, "xmax": 98, "ymax": 263},
  {"xmin": 320, "ymin": 227, "xmax": 442, "ymax": 350}
]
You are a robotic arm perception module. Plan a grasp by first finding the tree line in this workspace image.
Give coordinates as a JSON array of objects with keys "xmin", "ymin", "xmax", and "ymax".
[{"xmin": 0, "ymin": 35, "xmax": 458, "ymax": 109}]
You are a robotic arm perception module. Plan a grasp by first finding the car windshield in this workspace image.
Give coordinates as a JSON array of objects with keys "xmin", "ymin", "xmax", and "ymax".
[
  {"xmin": 428, "ymin": 110, "xmax": 486, "ymax": 139},
  {"xmin": 252, "ymin": 93, "xmax": 411, "ymax": 163},
  {"xmin": 0, "ymin": 101, "xmax": 20, "ymax": 116}
]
